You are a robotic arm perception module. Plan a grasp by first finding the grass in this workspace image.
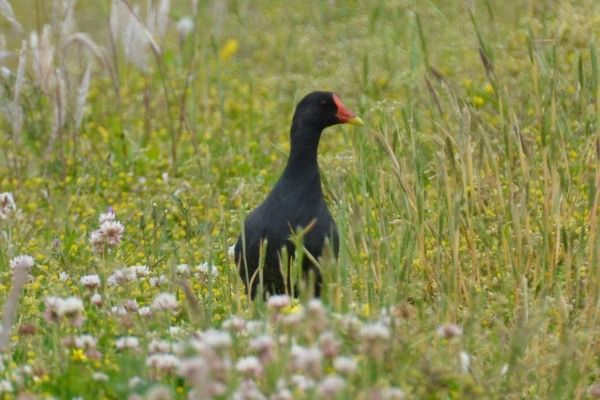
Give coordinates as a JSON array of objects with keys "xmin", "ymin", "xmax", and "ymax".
[{"xmin": 0, "ymin": 0, "xmax": 599, "ymax": 398}]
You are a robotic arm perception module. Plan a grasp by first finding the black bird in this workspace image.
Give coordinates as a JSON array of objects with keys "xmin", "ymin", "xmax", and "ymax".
[{"xmin": 235, "ymin": 91, "xmax": 363, "ymax": 299}]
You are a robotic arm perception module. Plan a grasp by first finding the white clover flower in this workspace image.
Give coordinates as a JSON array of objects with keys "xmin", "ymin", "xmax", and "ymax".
[
  {"xmin": 98, "ymin": 210, "xmax": 116, "ymax": 224},
  {"xmin": 150, "ymin": 274, "xmax": 168, "ymax": 287},
  {"xmin": 178, "ymin": 356, "xmax": 209, "ymax": 384},
  {"xmin": 196, "ymin": 262, "xmax": 218, "ymax": 277},
  {"xmin": 175, "ymin": 264, "xmax": 190, "ymax": 275},
  {"xmin": 74, "ymin": 334, "xmax": 97, "ymax": 349},
  {"xmin": 359, "ymin": 322, "xmax": 390, "ymax": 342},
  {"xmin": 249, "ymin": 334, "xmax": 274, "ymax": 362},
  {"xmin": 129, "ymin": 265, "xmax": 149, "ymax": 277},
  {"xmin": 307, "ymin": 299, "xmax": 325, "ymax": 314},
  {"xmin": 138, "ymin": 306, "xmax": 152, "ymax": 316},
  {"xmin": 317, "ymin": 375, "xmax": 345, "ymax": 397},
  {"xmin": 291, "ymin": 345, "xmax": 322, "ymax": 377},
  {"xmin": 200, "ymin": 329, "xmax": 231, "ymax": 350},
  {"xmin": 90, "ymin": 213, "xmax": 125, "ymax": 253},
  {"xmin": 436, "ymin": 323, "xmax": 463, "ymax": 339},
  {"xmin": 107, "ymin": 266, "xmax": 148, "ymax": 286},
  {"xmin": 333, "ymin": 356, "xmax": 358, "ymax": 375},
  {"xmin": 359, "ymin": 322, "xmax": 390, "ymax": 360},
  {"xmin": 79, "ymin": 274, "xmax": 101, "ymax": 289},
  {"xmin": 45, "ymin": 296, "xmax": 84, "ymax": 320},
  {"xmin": 152, "ymin": 293, "xmax": 178, "ymax": 312},
  {"xmin": 318, "ymin": 331, "xmax": 340, "ymax": 358},
  {"xmin": 0, "ymin": 192, "xmax": 18, "ymax": 220},
  {"xmin": 9, "ymin": 255, "xmax": 34, "ymax": 271},
  {"xmin": 44, "ymin": 296, "xmax": 85, "ymax": 326},
  {"xmin": 290, "ymin": 374, "xmax": 315, "ymax": 392},
  {"xmin": 91, "ymin": 293, "xmax": 102, "ymax": 306},
  {"xmin": 89, "ymin": 230, "xmax": 105, "ymax": 253},
  {"xmin": 99, "ymin": 220, "xmax": 124, "ymax": 246},
  {"xmin": 267, "ymin": 295, "xmax": 291, "ymax": 311},
  {"xmin": 106, "ymin": 274, "xmax": 119, "ymax": 286},
  {"xmin": 235, "ymin": 356, "xmax": 263, "ymax": 378},
  {"xmin": 122, "ymin": 268, "xmax": 138, "ymax": 281},
  {"xmin": 149, "ymin": 340, "xmax": 172, "ymax": 355},
  {"xmin": 107, "ymin": 269, "xmax": 125, "ymax": 286},
  {"xmin": 307, "ymin": 299, "xmax": 327, "ymax": 331},
  {"xmin": 339, "ymin": 314, "xmax": 363, "ymax": 337},
  {"xmin": 58, "ymin": 297, "xmax": 84, "ymax": 317},
  {"xmin": 146, "ymin": 353, "xmax": 181, "ymax": 372},
  {"xmin": 281, "ymin": 307, "xmax": 305, "ymax": 327},
  {"xmin": 44, "ymin": 296, "xmax": 60, "ymax": 311},
  {"xmin": 123, "ymin": 299, "xmax": 139, "ymax": 312},
  {"xmin": 111, "ymin": 305, "xmax": 127, "ymax": 316},
  {"xmin": 93, "ymin": 372, "xmax": 109, "ymax": 382},
  {"xmin": 222, "ymin": 315, "xmax": 246, "ymax": 332},
  {"xmin": 115, "ymin": 336, "xmax": 140, "ymax": 350},
  {"xmin": 232, "ymin": 379, "xmax": 265, "ymax": 400}
]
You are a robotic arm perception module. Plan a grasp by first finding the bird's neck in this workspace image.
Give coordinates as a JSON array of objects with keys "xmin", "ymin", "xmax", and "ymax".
[{"xmin": 282, "ymin": 123, "xmax": 322, "ymax": 181}]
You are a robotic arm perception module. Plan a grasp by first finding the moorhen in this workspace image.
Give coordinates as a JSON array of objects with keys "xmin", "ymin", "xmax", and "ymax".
[{"xmin": 235, "ymin": 91, "xmax": 363, "ymax": 299}]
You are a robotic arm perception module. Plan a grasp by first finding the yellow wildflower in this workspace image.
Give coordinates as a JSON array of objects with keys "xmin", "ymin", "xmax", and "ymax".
[
  {"xmin": 472, "ymin": 95, "xmax": 485, "ymax": 108},
  {"xmin": 71, "ymin": 349, "xmax": 87, "ymax": 362},
  {"xmin": 361, "ymin": 303, "xmax": 371, "ymax": 317},
  {"xmin": 220, "ymin": 38, "xmax": 239, "ymax": 62},
  {"xmin": 282, "ymin": 299, "xmax": 302, "ymax": 315}
]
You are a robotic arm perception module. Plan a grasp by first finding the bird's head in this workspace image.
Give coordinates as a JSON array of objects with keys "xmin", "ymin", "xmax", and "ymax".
[{"xmin": 292, "ymin": 91, "xmax": 363, "ymax": 132}]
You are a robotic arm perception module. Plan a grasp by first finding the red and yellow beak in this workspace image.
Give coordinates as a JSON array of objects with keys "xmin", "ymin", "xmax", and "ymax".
[{"xmin": 333, "ymin": 94, "xmax": 364, "ymax": 126}]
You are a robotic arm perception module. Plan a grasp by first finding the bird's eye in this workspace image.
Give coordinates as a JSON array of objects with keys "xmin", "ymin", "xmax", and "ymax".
[{"xmin": 319, "ymin": 100, "xmax": 328, "ymax": 107}]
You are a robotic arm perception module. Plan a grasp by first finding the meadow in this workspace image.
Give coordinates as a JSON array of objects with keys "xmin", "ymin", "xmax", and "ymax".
[{"xmin": 0, "ymin": 0, "xmax": 600, "ymax": 398}]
